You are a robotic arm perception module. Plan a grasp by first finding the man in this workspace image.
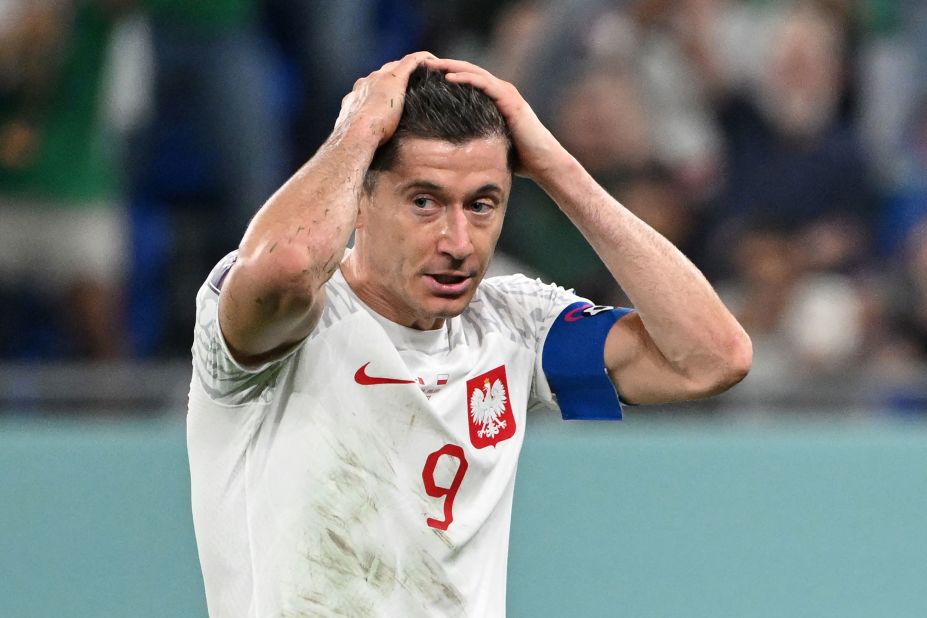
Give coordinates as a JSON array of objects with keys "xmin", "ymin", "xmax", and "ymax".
[{"xmin": 188, "ymin": 52, "xmax": 751, "ymax": 617}]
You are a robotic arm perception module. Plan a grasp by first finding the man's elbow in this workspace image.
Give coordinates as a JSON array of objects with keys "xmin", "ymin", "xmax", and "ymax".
[
  {"xmin": 238, "ymin": 241, "xmax": 328, "ymax": 303},
  {"xmin": 684, "ymin": 330, "xmax": 753, "ymax": 399},
  {"xmin": 706, "ymin": 330, "xmax": 753, "ymax": 395},
  {"xmin": 722, "ymin": 330, "xmax": 753, "ymax": 387}
]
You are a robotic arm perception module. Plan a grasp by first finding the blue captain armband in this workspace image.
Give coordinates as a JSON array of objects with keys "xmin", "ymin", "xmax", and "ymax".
[{"xmin": 542, "ymin": 302, "xmax": 634, "ymax": 420}]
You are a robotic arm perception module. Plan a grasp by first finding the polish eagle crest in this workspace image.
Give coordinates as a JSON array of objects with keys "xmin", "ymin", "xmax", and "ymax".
[
  {"xmin": 466, "ymin": 365, "xmax": 515, "ymax": 448},
  {"xmin": 470, "ymin": 378, "xmax": 508, "ymax": 440}
]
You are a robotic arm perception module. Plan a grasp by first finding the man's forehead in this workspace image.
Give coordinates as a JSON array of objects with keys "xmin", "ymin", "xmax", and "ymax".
[{"xmin": 392, "ymin": 136, "xmax": 511, "ymax": 172}]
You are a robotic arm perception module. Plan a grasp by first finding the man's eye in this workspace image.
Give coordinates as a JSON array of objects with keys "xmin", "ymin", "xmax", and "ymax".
[
  {"xmin": 470, "ymin": 202, "xmax": 492, "ymax": 213},
  {"xmin": 413, "ymin": 197, "xmax": 433, "ymax": 208}
]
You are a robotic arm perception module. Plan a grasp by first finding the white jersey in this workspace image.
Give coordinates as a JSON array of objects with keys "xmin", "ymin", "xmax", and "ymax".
[{"xmin": 188, "ymin": 257, "xmax": 591, "ymax": 617}]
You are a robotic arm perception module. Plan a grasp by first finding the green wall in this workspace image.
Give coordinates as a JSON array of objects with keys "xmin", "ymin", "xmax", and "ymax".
[{"xmin": 2, "ymin": 416, "xmax": 926, "ymax": 617}]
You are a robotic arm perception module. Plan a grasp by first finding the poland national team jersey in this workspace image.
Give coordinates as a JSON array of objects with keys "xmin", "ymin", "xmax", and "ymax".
[{"xmin": 188, "ymin": 253, "xmax": 625, "ymax": 617}]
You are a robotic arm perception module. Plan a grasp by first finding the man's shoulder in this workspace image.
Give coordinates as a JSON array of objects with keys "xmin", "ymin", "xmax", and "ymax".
[
  {"xmin": 478, "ymin": 272, "xmax": 551, "ymax": 296},
  {"xmin": 466, "ymin": 273, "xmax": 585, "ymax": 335},
  {"xmin": 476, "ymin": 273, "xmax": 576, "ymax": 307}
]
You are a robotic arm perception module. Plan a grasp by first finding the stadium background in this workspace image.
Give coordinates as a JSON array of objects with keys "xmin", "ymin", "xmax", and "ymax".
[{"xmin": 3, "ymin": 0, "xmax": 927, "ymax": 616}]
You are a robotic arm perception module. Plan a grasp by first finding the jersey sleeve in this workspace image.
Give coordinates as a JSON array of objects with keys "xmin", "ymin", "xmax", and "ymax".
[
  {"xmin": 483, "ymin": 274, "xmax": 632, "ymax": 420},
  {"xmin": 540, "ymin": 302, "xmax": 633, "ymax": 419},
  {"xmin": 191, "ymin": 251, "xmax": 304, "ymax": 406}
]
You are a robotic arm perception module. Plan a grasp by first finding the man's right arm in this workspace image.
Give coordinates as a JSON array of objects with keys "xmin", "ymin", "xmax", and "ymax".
[{"xmin": 218, "ymin": 52, "xmax": 435, "ymax": 365}]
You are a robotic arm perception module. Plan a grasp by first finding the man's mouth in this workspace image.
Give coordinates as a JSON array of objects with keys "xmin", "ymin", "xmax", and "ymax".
[
  {"xmin": 432, "ymin": 274, "xmax": 468, "ymax": 285},
  {"xmin": 423, "ymin": 272, "xmax": 474, "ymax": 295}
]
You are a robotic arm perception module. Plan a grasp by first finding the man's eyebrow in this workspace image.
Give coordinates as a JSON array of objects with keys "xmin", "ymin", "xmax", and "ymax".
[
  {"xmin": 399, "ymin": 180, "xmax": 444, "ymax": 193},
  {"xmin": 398, "ymin": 180, "xmax": 505, "ymax": 199},
  {"xmin": 471, "ymin": 183, "xmax": 504, "ymax": 198}
]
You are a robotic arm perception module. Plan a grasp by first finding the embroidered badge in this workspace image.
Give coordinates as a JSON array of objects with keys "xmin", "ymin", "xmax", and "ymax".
[
  {"xmin": 417, "ymin": 373, "xmax": 450, "ymax": 399},
  {"xmin": 466, "ymin": 366, "xmax": 516, "ymax": 448}
]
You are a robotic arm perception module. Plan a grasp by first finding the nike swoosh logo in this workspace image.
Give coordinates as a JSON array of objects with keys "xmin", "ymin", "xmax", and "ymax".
[{"xmin": 354, "ymin": 362, "xmax": 416, "ymax": 386}]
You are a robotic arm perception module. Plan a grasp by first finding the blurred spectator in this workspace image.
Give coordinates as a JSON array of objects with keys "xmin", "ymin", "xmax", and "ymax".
[
  {"xmin": 555, "ymin": 68, "xmax": 653, "ymax": 178},
  {"xmin": 497, "ymin": 66, "xmax": 672, "ymax": 302},
  {"xmin": 128, "ymin": 0, "xmax": 289, "ymax": 356},
  {"xmin": 0, "ymin": 1, "xmax": 130, "ymax": 360},
  {"xmin": 419, "ymin": 0, "xmax": 519, "ymax": 60},
  {"xmin": 3, "ymin": 0, "xmax": 926, "ymax": 416},
  {"xmin": 128, "ymin": 0, "xmax": 431, "ymax": 356},
  {"xmin": 857, "ymin": 1, "xmax": 916, "ymax": 187},
  {"xmin": 473, "ymin": 0, "xmax": 545, "ymax": 82},
  {"xmin": 856, "ymin": 219, "xmax": 927, "ymax": 412},
  {"xmin": 886, "ymin": 221, "xmax": 927, "ymax": 362},
  {"xmin": 134, "ymin": 0, "xmax": 286, "ymax": 246},
  {"xmin": 265, "ymin": 0, "xmax": 424, "ymax": 162},
  {"xmin": 491, "ymin": 0, "xmax": 725, "ymax": 196},
  {"xmin": 879, "ymin": 90, "xmax": 927, "ymax": 259},
  {"xmin": 718, "ymin": 224, "xmax": 867, "ymax": 405},
  {"xmin": 701, "ymin": 1, "xmax": 878, "ymax": 278},
  {"xmin": 484, "ymin": 0, "xmax": 733, "ymax": 294},
  {"xmin": 605, "ymin": 164, "xmax": 697, "ymax": 258}
]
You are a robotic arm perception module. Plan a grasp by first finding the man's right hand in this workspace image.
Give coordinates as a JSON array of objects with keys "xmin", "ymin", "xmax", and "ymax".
[
  {"xmin": 218, "ymin": 52, "xmax": 435, "ymax": 365},
  {"xmin": 334, "ymin": 51, "xmax": 437, "ymax": 146}
]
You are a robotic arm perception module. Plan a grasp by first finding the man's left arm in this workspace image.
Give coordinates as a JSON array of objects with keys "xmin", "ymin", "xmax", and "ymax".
[
  {"xmin": 541, "ymin": 155, "xmax": 752, "ymax": 405},
  {"xmin": 428, "ymin": 58, "xmax": 752, "ymax": 405}
]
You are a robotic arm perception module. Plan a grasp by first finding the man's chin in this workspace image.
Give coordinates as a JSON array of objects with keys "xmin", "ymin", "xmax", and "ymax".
[
  {"xmin": 420, "ymin": 290, "xmax": 476, "ymax": 320},
  {"xmin": 426, "ymin": 297, "xmax": 470, "ymax": 318}
]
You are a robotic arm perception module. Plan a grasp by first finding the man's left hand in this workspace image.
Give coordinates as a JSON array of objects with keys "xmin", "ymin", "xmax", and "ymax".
[{"xmin": 424, "ymin": 57, "xmax": 565, "ymax": 182}]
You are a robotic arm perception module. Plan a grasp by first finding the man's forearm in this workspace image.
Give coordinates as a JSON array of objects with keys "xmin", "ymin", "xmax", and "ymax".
[
  {"xmin": 216, "ymin": 121, "xmax": 377, "ymax": 360},
  {"xmin": 237, "ymin": 122, "xmax": 376, "ymax": 292},
  {"xmin": 536, "ymin": 150, "xmax": 749, "ymax": 380}
]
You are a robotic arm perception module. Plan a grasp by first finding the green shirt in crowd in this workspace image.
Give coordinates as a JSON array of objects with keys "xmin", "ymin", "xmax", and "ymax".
[{"xmin": 0, "ymin": 4, "xmax": 118, "ymax": 205}]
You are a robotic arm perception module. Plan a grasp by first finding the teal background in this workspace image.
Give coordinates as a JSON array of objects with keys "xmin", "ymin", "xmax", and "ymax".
[{"xmin": 2, "ymin": 416, "xmax": 926, "ymax": 617}]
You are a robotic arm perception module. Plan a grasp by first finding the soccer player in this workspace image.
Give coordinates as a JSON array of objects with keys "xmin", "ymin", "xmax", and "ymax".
[{"xmin": 188, "ymin": 52, "xmax": 752, "ymax": 616}]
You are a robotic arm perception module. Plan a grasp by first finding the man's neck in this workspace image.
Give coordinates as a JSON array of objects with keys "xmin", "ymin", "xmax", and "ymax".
[{"xmin": 340, "ymin": 257, "xmax": 445, "ymax": 331}]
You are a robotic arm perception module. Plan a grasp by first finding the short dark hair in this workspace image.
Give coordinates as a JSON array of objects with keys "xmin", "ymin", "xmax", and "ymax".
[{"xmin": 363, "ymin": 66, "xmax": 515, "ymax": 194}]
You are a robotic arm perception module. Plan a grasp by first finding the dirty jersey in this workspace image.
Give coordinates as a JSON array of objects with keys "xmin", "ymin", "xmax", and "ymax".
[{"xmin": 188, "ymin": 253, "xmax": 623, "ymax": 617}]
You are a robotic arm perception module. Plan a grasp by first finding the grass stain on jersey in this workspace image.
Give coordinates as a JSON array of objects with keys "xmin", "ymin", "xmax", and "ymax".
[{"xmin": 285, "ymin": 427, "xmax": 465, "ymax": 616}]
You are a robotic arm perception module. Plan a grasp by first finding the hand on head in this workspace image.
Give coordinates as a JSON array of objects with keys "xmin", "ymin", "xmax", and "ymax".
[
  {"xmin": 423, "ymin": 57, "xmax": 561, "ymax": 181},
  {"xmin": 334, "ymin": 51, "xmax": 437, "ymax": 144},
  {"xmin": 337, "ymin": 53, "xmax": 562, "ymax": 182}
]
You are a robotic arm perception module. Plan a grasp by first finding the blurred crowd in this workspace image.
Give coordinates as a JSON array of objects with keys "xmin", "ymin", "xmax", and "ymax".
[{"xmin": 3, "ymin": 0, "xmax": 927, "ymax": 411}]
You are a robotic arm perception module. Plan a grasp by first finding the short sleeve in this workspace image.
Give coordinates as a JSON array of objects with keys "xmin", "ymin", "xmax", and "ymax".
[
  {"xmin": 541, "ymin": 303, "xmax": 633, "ymax": 420},
  {"xmin": 475, "ymin": 275, "xmax": 589, "ymax": 413},
  {"xmin": 190, "ymin": 252, "xmax": 302, "ymax": 406}
]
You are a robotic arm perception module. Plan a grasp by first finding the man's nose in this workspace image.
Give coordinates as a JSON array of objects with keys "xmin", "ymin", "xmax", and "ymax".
[{"xmin": 437, "ymin": 207, "xmax": 474, "ymax": 261}]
